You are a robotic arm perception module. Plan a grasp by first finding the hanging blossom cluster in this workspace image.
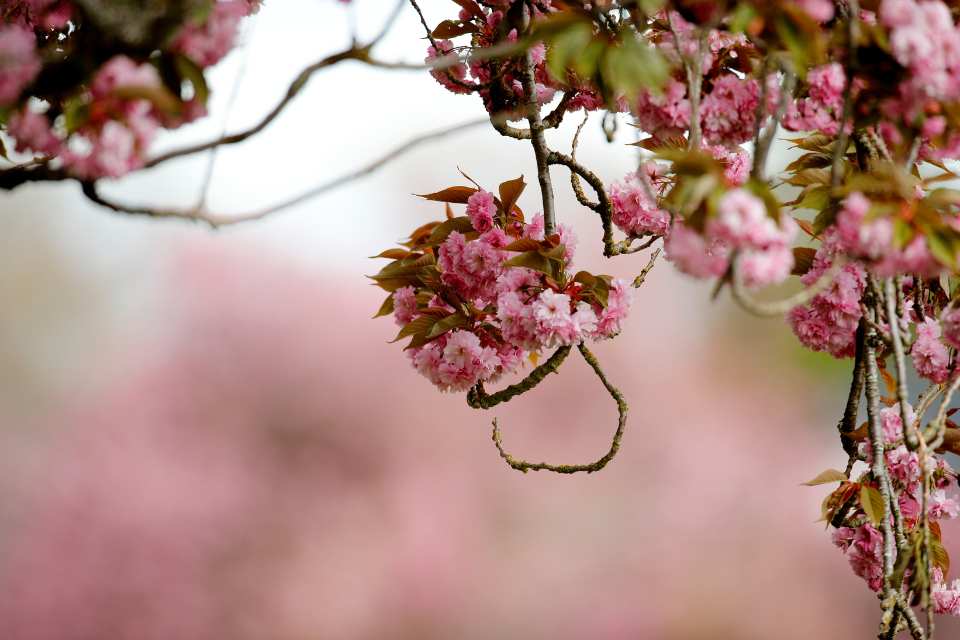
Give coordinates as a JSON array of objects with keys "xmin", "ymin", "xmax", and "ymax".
[
  {"xmin": 0, "ymin": 0, "xmax": 260, "ymax": 179},
  {"xmin": 420, "ymin": 0, "xmax": 960, "ymax": 634},
  {"xmin": 10, "ymin": 0, "xmax": 960, "ymax": 635},
  {"xmin": 823, "ymin": 406, "xmax": 960, "ymax": 604},
  {"xmin": 372, "ymin": 177, "xmax": 631, "ymax": 394}
]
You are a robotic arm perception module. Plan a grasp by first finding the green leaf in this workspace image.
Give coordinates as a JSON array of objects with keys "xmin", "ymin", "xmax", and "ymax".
[
  {"xmin": 812, "ymin": 202, "xmax": 839, "ymax": 235},
  {"xmin": 860, "ymin": 485, "xmax": 885, "ymax": 526},
  {"xmin": 925, "ymin": 229, "xmax": 960, "ymax": 269},
  {"xmin": 802, "ymin": 468, "xmax": 847, "ymax": 486},
  {"xmin": 391, "ymin": 316, "xmax": 435, "ymax": 343},
  {"xmin": 600, "ymin": 30, "xmax": 668, "ymax": 98},
  {"xmin": 173, "ymin": 54, "xmax": 209, "ymax": 106},
  {"xmin": 729, "ymin": 3, "xmax": 758, "ymax": 34},
  {"xmin": 62, "ymin": 95, "xmax": 91, "ymax": 134},
  {"xmin": 427, "ymin": 216, "xmax": 476, "ymax": 245},
  {"xmin": 426, "ymin": 313, "xmax": 470, "ymax": 339},
  {"xmin": 546, "ymin": 22, "xmax": 594, "ymax": 83},
  {"xmin": 745, "ymin": 179, "xmax": 782, "ymax": 221},
  {"xmin": 503, "ymin": 251, "xmax": 555, "ymax": 278},
  {"xmin": 795, "ymin": 186, "xmax": 831, "ymax": 213},
  {"xmin": 926, "ymin": 188, "xmax": 960, "ymax": 208},
  {"xmin": 371, "ymin": 248, "xmax": 411, "ymax": 260},
  {"xmin": 932, "ymin": 537, "xmax": 951, "ymax": 576},
  {"xmin": 892, "ymin": 218, "xmax": 914, "ymax": 250},
  {"xmin": 373, "ymin": 293, "xmax": 395, "ymax": 319}
]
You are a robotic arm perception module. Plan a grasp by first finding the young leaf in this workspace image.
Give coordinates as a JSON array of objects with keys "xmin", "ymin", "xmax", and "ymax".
[
  {"xmin": 416, "ymin": 186, "xmax": 478, "ymax": 204},
  {"xmin": 427, "ymin": 216, "xmax": 475, "ymax": 245},
  {"xmin": 792, "ymin": 247, "xmax": 817, "ymax": 276},
  {"xmin": 373, "ymin": 293, "xmax": 395, "ymax": 319},
  {"xmin": 932, "ymin": 537, "xmax": 951, "ymax": 576},
  {"xmin": 432, "ymin": 20, "xmax": 477, "ymax": 39},
  {"xmin": 498, "ymin": 176, "xmax": 526, "ymax": 216},
  {"xmin": 391, "ymin": 316, "xmax": 435, "ymax": 343},
  {"xmin": 426, "ymin": 313, "xmax": 470, "ymax": 339},
  {"xmin": 503, "ymin": 238, "xmax": 543, "ymax": 252},
  {"xmin": 802, "ymin": 468, "xmax": 847, "ymax": 486},
  {"xmin": 371, "ymin": 248, "xmax": 411, "ymax": 260},
  {"xmin": 503, "ymin": 251, "xmax": 554, "ymax": 277},
  {"xmin": 860, "ymin": 485, "xmax": 885, "ymax": 526}
]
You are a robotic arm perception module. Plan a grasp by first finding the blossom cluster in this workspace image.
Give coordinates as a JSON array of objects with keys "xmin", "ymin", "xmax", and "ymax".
[
  {"xmin": 828, "ymin": 406, "xmax": 960, "ymax": 612},
  {"xmin": 373, "ymin": 180, "xmax": 632, "ymax": 393},
  {"xmin": 423, "ymin": 2, "xmax": 561, "ymax": 116},
  {"xmin": 664, "ymin": 187, "xmax": 798, "ymax": 288},
  {"xmin": 0, "ymin": 0, "xmax": 260, "ymax": 179}
]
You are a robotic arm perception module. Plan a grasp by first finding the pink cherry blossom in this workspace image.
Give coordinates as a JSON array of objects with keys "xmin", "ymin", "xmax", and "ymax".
[
  {"xmin": 0, "ymin": 26, "xmax": 40, "ymax": 106},
  {"xmin": 466, "ymin": 190, "xmax": 497, "ymax": 233}
]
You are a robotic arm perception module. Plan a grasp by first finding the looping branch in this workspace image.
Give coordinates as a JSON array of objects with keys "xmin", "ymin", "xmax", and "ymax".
[
  {"xmin": 490, "ymin": 343, "xmax": 628, "ymax": 475},
  {"xmin": 729, "ymin": 255, "xmax": 847, "ymax": 317},
  {"xmin": 467, "ymin": 346, "xmax": 571, "ymax": 410}
]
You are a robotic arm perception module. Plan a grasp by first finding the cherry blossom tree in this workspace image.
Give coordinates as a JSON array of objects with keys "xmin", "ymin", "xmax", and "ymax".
[{"xmin": 7, "ymin": 1, "xmax": 960, "ymax": 637}]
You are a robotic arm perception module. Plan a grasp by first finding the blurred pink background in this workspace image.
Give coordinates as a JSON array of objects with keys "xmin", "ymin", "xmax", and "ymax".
[{"xmin": 1, "ymin": 1, "xmax": 957, "ymax": 638}]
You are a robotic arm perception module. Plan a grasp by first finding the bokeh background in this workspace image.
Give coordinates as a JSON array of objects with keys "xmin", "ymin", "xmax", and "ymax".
[{"xmin": 1, "ymin": 1, "xmax": 955, "ymax": 638}]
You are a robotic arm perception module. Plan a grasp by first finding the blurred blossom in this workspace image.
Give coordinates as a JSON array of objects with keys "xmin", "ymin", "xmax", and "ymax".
[{"xmin": 0, "ymin": 237, "xmax": 926, "ymax": 639}]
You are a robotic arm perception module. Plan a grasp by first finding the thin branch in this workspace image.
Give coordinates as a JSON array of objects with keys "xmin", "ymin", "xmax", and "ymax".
[
  {"xmin": 468, "ymin": 346, "xmax": 571, "ymax": 410},
  {"xmin": 521, "ymin": 42, "xmax": 556, "ymax": 235},
  {"xmin": 632, "ymin": 247, "xmax": 661, "ymax": 288},
  {"xmin": 144, "ymin": 2, "xmax": 406, "ymax": 170},
  {"xmin": 81, "ymin": 118, "xmax": 488, "ymax": 224},
  {"xmin": 729, "ymin": 255, "xmax": 847, "ymax": 317},
  {"xmin": 488, "ymin": 93, "xmax": 574, "ymax": 140},
  {"xmin": 885, "ymin": 277, "xmax": 918, "ymax": 449},
  {"xmin": 839, "ymin": 319, "xmax": 866, "ymax": 456},
  {"xmin": 831, "ymin": 0, "xmax": 859, "ymax": 188},
  {"xmin": 491, "ymin": 343, "xmax": 628, "ymax": 475},
  {"xmin": 752, "ymin": 69, "xmax": 795, "ymax": 182}
]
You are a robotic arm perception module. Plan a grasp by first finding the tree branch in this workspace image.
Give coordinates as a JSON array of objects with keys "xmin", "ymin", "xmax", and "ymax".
[
  {"xmin": 81, "ymin": 118, "xmax": 488, "ymax": 224},
  {"xmin": 491, "ymin": 343, "xmax": 628, "ymax": 475}
]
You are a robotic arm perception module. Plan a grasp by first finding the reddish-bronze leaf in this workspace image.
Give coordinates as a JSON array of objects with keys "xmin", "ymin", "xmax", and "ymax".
[
  {"xmin": 451, "ymin": 0, "xmax": 485, "ymax": 20},
  {"xmin": 498, "ymin": 176, "xmax": 526, "ymax": 216},
  {"xmin": 802, "ymin": 468, "xmax": 847, "ymax": 486},
  {"xmin": 371, "ymin": 248, "xmax": 411, "ymax": 260},
  {"xmin": 416, "ymin": 186, "xmax": 478, "ymax": 204},
  {"xmin": 794, "ymin": 217, "xmax": 817, "ymax": 238},
  {"xmin": 432, "ymin": 20, "xmax": 477, "ymax": 39},
  {"xmin": 503, "ymin": 238, "xmax": 543, "ymax": 252},
  {"xmin": 791, "ymin": 247, "xmax": 817, "ymax": 276}
]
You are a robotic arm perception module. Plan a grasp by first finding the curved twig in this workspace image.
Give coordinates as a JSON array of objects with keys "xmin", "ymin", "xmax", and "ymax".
[
  {"xmin": 467, "ymin": 346, "xmax": 571, "ymax": 410},
  {"xmin": 144, "ymin": 2, "xmax": 406, "ymax": 170},
  {"xmin": 729, "ymin": 255, "xmax": 847, "ymax": 317},
  {"xmin": 490, "ymin": 343, "xmax": 628, "ymax": 474},
  {"xmin": 569, "ymin": 111, "xmax": 598, "ymax": 210},
  {"xmin": 81, "ymin": 118, "xmax": 487, "ymax": 224},
  {"xmin": 632, "ymin": 247, "xmax": 661, "ymax": 288}
]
